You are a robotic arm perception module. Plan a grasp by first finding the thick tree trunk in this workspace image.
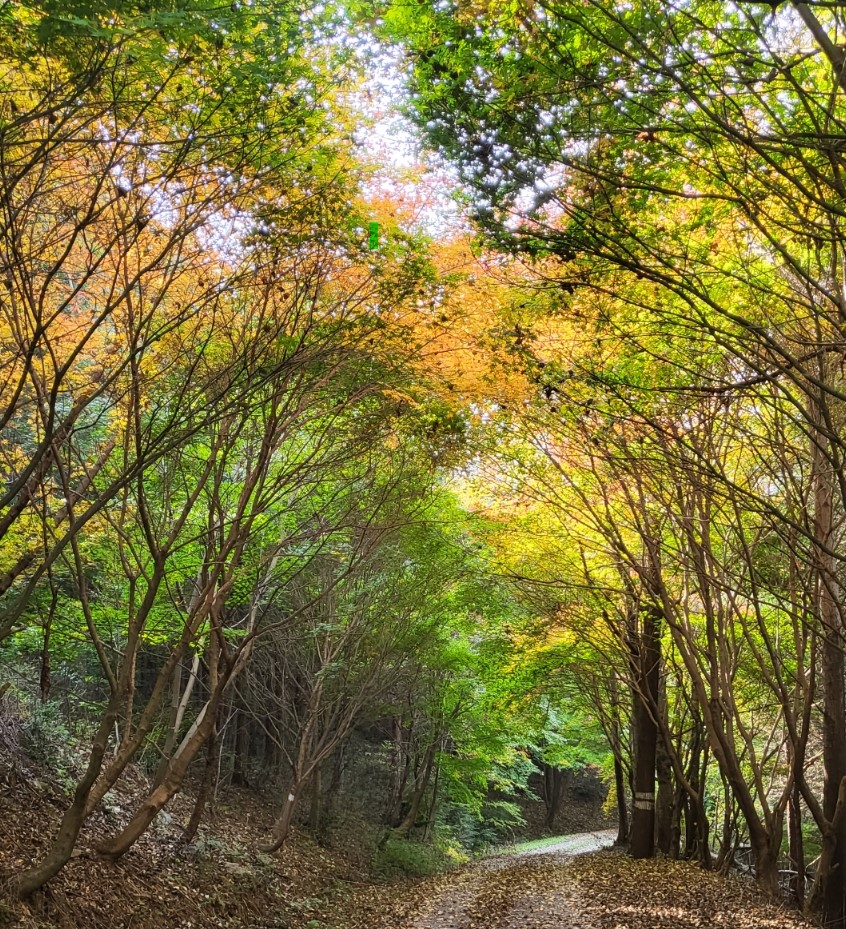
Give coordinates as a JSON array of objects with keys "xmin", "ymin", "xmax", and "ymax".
[
  {"xmin": 809, "ymin": 410, "xmax": 846, "ymax": 929},
  {"xmin": 655, "ymin": 729, "xmax": 674, "ymax": 855},
  {"xmin": 630, "ymin": 605, "xmax": 660, "ymax": 860},
  {"xmin": 541, "ymin": 763, "xmax": 566, "ymax": 831},
  {"xmin": 752, "ymin": 834, "xmax": 781, "ymax": 897}
]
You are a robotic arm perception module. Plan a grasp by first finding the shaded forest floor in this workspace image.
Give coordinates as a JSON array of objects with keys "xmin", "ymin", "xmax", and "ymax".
[
  {"xmin": 0, "ymin": 756, "xmax": 374, "ymax": 929},
  {"xmin": 0, "ymin": 751, "xmax": 817, "ymax": 929}
]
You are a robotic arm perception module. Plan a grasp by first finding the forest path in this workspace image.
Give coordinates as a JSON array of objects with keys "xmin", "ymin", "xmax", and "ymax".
[
  {"xmin": 408, "ymin": 830, "xmax": 615, "ymax": 929},
  {"xmin": 362, "ymin": 829, "xmax": 811, "ymax": 929}
]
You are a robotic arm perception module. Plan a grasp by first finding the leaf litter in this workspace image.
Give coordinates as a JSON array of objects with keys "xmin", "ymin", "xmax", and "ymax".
[{"xmin": 345, "ymin": 847, "xmax": 816, "ymax": 929}]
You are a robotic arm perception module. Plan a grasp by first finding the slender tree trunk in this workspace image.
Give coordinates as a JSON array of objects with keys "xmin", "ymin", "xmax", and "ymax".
[
  {"xmin": 261, "ymin": 783, "xmax": 299, "ymax": 853},
  {"xmin": 683, "ymin": 721, "xmax": 710, "ymax": 866},
  {"xmin": 387, "ymin": 717, "xmax": 410, "ymax": 826},
  {"xmin": 423, "ymin": 755, "xmax": 441, "ymax": 843},
  {"xmin": 319, "ymin": 744, "xmax": 346, "ymax": 840},
  {"xmin": 695, "ymin": 798, "xmax": 712, "ymax": 868},
  {"xmin": 14, "ymin": 696, "xmax": 120, "ymax": 897},
  {"xmin": 309, "ymin": 766, "xmax": 322, "ymax": 831},
  {"xmin": 542, "ymin": 763, "xmax": 566, "ymax": 831},
  {"xmin": 714, "ymin": 779, "xmax": 735, "ymax": 873},
  {"xmin": 394, "ymin": 741, "xmax": 437, "ymax": 838},
  {"xmin": 810, "ymin": 401, "xmax": 846, "ymax": 929},
  {"xmin": 669, "ymin": 787, "xmax": 684, "ymax": 859},
  {"xmin": 183, "ymin": 712, "xmax": 220, "ymax": 844},
  {"xmin": 614, "ymin": 752, "xmax": 629, "ymax": 846},
  {"xmin": 39, "ymin": 588, "xmax": 56, "ymax": 701},
  {"xmin": 155, "ymin": 658, "xmax": 184, "ymax": 787},
  {"xmin": 609, "ymin": 673, "xmax": 629, "ymax": 846},
  {"xmin": 232, "ymin": 709, "xmax": 250, "ymax": 787},
  {"xmin": 630, "ymin": 605, "xmax": 660, "ymax": 860},
  {"xmin": 789, "ymin": 781, "xmax": 806, "ymax": 908}
]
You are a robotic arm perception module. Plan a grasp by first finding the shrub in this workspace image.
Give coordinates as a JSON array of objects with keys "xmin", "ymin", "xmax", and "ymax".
[{"xmin": 372, "ymin": 837, "xmax": 459, "ymax": 877}]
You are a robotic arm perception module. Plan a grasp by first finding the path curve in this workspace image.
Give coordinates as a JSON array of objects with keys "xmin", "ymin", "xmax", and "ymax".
[
  {"xmin": 512, "ymin": 829, "xmax": 618, "ymax": 857},
  {"xmin": 409, "ymin": 830, "xmax": 616, "ymax": 928}
]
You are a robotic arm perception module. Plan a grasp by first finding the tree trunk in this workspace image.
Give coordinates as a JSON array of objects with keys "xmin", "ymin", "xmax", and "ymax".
[
  {"xmin": 630, "ymin": 605, "xmax": 660, "ymax": 860},
  {"xmin": 752, "ymin": 834, "xmax": 781, "ymax": 897},
  {"xmin": 261, "ymin": 784, "xmax": 299, "ymax": 853},
  {"xmin": 183, "ymin": 712, "xmax": 220, "ymax": 844},
  {"xmin": 542, "ymin": 763, "xmax": 566, "ymax": 831},
  {"xmin": 394, "ymin": 741, "xmax": 437, "ymax": 838},
  {"xmin": 613, "ymin": 752, "xmax": 629, "ymax": 846},
  {"xmin": 809, "ymin": 404, "xmax": 846, "ymax": 929},
  {"xmin": 97, "ymin": 694, "xmax": 221, "ymax": 859},
  {"xmin": 232, "ymin": 709, "xmax": 250, "ymax": 787},
  {"xmin": 788, "ymin": 781, "xmax": 806, "ymax": 908},
  {"xmin": 155, "ymin": 658, "xmax": 184, "ymax": 787},
  {"xmin": 423, "ymin": 755, "xmax": 441, "ymax": 843},
  {"xmin": 318, "ymin": 744, "xmax": 346, "ymax": 840},
  {"xmin": 669, "ymin": 787, "xmax": 684, "ymax": 860},
  {"xmin": 309, "ymin": 766, "xmax": 322, "ymax": 831},
  {"xmin": 683, "ymin": 721, "xmax": 711, "ymax": 866},
  {"xmin": 714, "ymin": 778, "xmax": 735, "ymax": 873},
  {"xmin": 655, "ymin": 726, "xmax": 674, "ymax": 855},
  {"xmin": 686, "ymin": 792, "xmax": 712, "ymax": 867},
  {"xmin": 609, "ymin": 672, "xmax": 629, "ymax": 846},
  {"xmin": 154, "ymin": 652, "xmax": 200, "ymax": 786},
  {"xmin": 14, "ymin": 696, "xmax": 120, "ymax": 897},
  {"xmin": 386, "ymin": 717, "xmax": 410, "ymax": 826}
]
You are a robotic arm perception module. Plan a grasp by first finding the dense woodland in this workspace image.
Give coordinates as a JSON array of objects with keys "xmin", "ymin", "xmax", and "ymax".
[{"xmin": 3, "ymin": 0, "xmax": 846, "ymax": 927}]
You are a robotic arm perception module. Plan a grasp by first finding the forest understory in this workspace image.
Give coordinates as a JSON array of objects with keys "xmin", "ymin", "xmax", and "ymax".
[
  {"xmin": 0, "ymin": 745, "xmax": 815, "ymax": 929},
  {"xmin": 0, "ymin": 727, "xmax": 613, "ymax": 929}
]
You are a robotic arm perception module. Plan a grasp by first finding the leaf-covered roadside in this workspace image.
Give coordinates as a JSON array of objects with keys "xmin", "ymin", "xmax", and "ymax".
[
  {"xmin": 325, "ymin": 848, "xmax": 818, "ymax": 929},
  {"xmin": 566, "ymin": 853, "xmax": 813, "ymax": 929}
]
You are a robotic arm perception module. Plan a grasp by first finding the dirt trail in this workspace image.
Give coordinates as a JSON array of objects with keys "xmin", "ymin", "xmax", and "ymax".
[
  {"xmin": 408, "ymin": 830, "xmax": 615, "ymax": 929},
  {"xmin": 513, "ymin": 829, "xmax": 618, "ymax": 857},
  {"xmin": 356, "ymin": 830, "xmax": 812, "ymax": 929}
]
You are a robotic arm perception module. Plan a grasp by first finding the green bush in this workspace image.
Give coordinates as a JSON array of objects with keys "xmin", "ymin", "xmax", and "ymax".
[
  {"xmin": 372, "ymin": 837, "xmax": 458, "ymax": 877},
  {"xmin": 17, "ymin": 695, "xmax": 83, "ymax": 785}
]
